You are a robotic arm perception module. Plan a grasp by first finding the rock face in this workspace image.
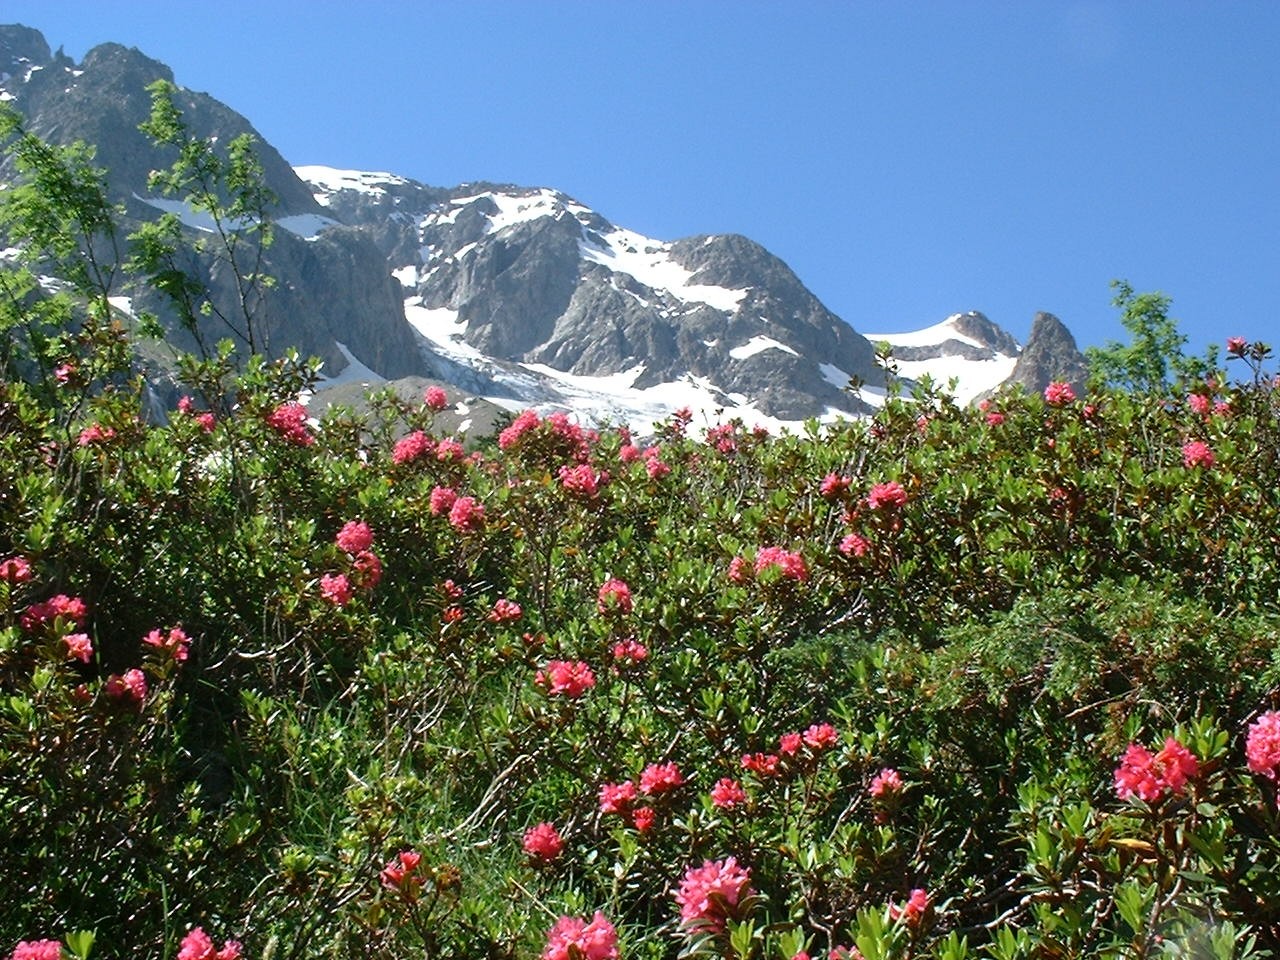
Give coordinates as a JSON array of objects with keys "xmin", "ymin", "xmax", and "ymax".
[
  {"xmin": 1005, "ymin": 312, "xmax": 1089, "ymax": 396},
  {"xmin": 0, "ymin": 32, "xmax": 425, "ymax": 381},
  {"xmin": 310, "ymin": 176, "xmax": 885, "ymax": 420}
]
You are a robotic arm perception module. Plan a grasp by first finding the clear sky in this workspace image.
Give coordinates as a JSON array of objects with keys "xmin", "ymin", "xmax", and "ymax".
[{"xmin": 8, "ymin": 1, "xmax": 1279, "ymax": 353}]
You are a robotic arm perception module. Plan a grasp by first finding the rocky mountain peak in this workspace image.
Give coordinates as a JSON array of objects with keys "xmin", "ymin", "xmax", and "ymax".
[
  {"xmin": 1004, "ymin": 311, "xmax": 1088, "ymax": 396},
  {"xmin": 0, "ymin": 24, "xmax": 50, "ymax": 77}
]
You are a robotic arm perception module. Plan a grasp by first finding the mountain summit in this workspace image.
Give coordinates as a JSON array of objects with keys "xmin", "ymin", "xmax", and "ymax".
[{"xmin": 1, "ymin": 25, "xmax": 1087, "ymax": 432}]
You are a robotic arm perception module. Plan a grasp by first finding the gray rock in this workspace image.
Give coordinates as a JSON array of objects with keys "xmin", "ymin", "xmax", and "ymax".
[{"xmin": 1004, "ymin": 312, "xmax": 1088, "ymax": 396}]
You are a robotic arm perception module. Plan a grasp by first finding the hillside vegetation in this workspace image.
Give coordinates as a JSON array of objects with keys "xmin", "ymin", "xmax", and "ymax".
[{"xmin": 2, "ymin": 92, "xmax": 1280, "ymax": 960}]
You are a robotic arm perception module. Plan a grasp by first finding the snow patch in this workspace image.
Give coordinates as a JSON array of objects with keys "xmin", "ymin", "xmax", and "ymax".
[
  {"xmin": 579, "ymin": 227, "xmax": 746, "ymax": 314},
  {"xmin": 316, "ymin": 342, "xmax": 385, "ymax": 389},
  {"xmin": 864, "ymin": 313, "xmax": 986, "ymax": 350},
  {"xmin": 277, "ymin": 213, "xmax": 339, "ymax": 240},
  {"xmin": 294, "ymin": 165, "xmax": 409, "ymax": 203},
  {"xmin": 729, "ymin": 336, "xmax": 799, "ymax": 360}
]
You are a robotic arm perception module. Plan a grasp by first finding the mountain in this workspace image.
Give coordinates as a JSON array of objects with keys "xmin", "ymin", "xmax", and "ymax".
[{"xmin": 1, "ymin": 25, "xmax": 1088, "ymax": 434}]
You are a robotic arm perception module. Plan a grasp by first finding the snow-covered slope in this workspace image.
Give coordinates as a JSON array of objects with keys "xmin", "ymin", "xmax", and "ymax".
[{"xmin": 864, "ymin": 312, "xmax": 1021, "ymax": 405}]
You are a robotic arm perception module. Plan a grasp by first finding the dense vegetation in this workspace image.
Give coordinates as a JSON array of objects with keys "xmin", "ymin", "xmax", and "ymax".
[{"xmin": 2, "ymin": 91, "xmax": 1280, "ymax": 960}]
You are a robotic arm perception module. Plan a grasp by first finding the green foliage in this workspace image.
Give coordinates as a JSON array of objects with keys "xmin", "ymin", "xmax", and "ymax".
[
  {"xmin": 1086, "ymin": 279, "xmax": 1218, "ymax": 393},
  {"xmin": 2, "ymin": 109, "xmax": 1280, "ymax": 960}
]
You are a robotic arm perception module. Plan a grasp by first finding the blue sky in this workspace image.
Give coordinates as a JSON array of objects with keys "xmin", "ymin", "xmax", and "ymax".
[{"xmin": 9, "ymin": 1, "xmax": 1279, "ymax": 353}]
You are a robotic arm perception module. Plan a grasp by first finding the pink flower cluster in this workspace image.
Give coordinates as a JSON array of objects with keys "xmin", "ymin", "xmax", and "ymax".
[
  {"xmin": 0, "ymin": 555, "xmax": 33, "ymax": 584},
  {"xmin": 1043, "ymin": 381, "xmax": 1076, "ymax": 406},
  {"xmin": 21, "ymin": 595, "xmax": 88, "ymax": 633},
  {"xmin": 839, "ymin": 533, "xmax": 870, "ymax": 558},
  {"xmin": 265, "ymin": 402, "xmax": 314, "ymax": 446},
  {"xmin": 1227, "ymin": 336, "xmax": 1248, "ymax": 355},
  {"xmin": 610, "ymin": 638, "xmax": 648, "ymax": 664},
  {"xmin": 542, "ymin": 912, "xmax": 618, "ymax": 960},
  {"xmin": 598, "ymin": 780, "xmax": 637, "ymax": 814},
  {"xmin": 498, "ymin": 410, "xmax": 542, "ymax": 450},
  {"xmin": 1114, "ymin": 737, "xmax": 1199, "ymax": 803},
  {"xmin": 143, "ymin": 625, "xmax": 190, "ymax": 662},
  {"xmin": 558, "ymin": 463, "xmax": 606, "ymax": 499},
  {"xmin": 869, "ymin": 767, "xmax": 903, "ymax": 798},
  {"xmin": 488, "ymin": 598, "xmax": 522, "ymax": 623},
  {"xmin": 639, "ymin": 761, "xmax": 684, "ymax": 795},
  {"xmin": 1182, "ymin": 440, "xmax": 1215, "ymax": 469},
  {"xmin": 820, "ymin": 473, "xmax": 852, "ymax": 500},
  {"xmin": 536, "ymin": 660, "xmax": 596, "ymax": 698},
  {"xmin": 675, "ymin": 857, "xmax": 754, "ymax": 932},
  {"xmin": 9, "ymin": 939, "xmax": 62, "ymax": 960},
  {"xmin": 63, "ymin": 633, "xmax": 93, "ymax": 664},
  {"xmin": 448, "ymin": 496, "xmax": 485, "ymax": 533},
  {"xmin": 522, "ymin": 822, "xmax": 564, "ymax": 862},
  {"xmin": 597, "ymin": 578, "xmax": 633, "ymax": 615},
  {"xmin": 866, "ymin": 481, "xmax": 907, "ymax": 511},
  {"xmin": 393, "ymin": 430, "xmax": 434, "ymax": 465},
  {"xmin": 424, "ymin": 385, "xmax": 449, "ymax": 411},
  {"xmin": 177, "ymin": 927, "xmax": 242, "ymax": 960},
  {"xmin": 1246, "ymin": 711, "xmax": 1280, "ymax": 780},
  {"xmin": 710, "ymin": 777, "xmax": 746, "ymax": 808},
  {"xmin": 320, "ymin": 573, "xmax": 354, "ymax": 607},
  {"xmin": 105, "ymin": 668, "xmax": 148, "ymax": 707},
  {"xmin": 77, "ymin": 423, "xmax": 116, "ymax": 446},
  {"xmin": 752, "ymin": 546, "xmax": 808, "ymax": 582}
]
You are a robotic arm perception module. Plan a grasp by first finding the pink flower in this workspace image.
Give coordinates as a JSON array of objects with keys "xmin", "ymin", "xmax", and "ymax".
[
  {"xmin": 77, "ymin": 423, "xmax": 115, "ymax": 446},
  {"xmin": 597, "ymin": 578, "xmax": 633, "ymax": 615},
  {"xmin": 105, "ymin": 668, "xmax": 147, "ymax": 707},
  {"xmin": 820, "ymin": 473, "xmax": 852, "ymax": 500},
  {"xmin": 542, "ymin": 912, "xmax": 619, "ymax": 960},
  {"xmin": 522, "ymin": 822, "xmax": 564, "ymax": 862},
  {"xmin": 985, "ymin": 411, "xmax": 1006, "ymax": 427},
  {"xmin": 1247, "ymin": 712, "xmax": 1280, "ymax": 780},
  {"xmin": 393, "ymin": 430, "xmax": 434, "ymax": 465},
  {"xmin": 710, "ymin": 777, "xmax": 746, "ymax": 808},
  {"xmin": 536, "ymin": 660, "xmax": 596, "ymax": 698},
  {"xmin": 839, "ymin": 533, "xmax": 870, "ymax": 558},
  {"xmin": 675, "ymin": 857, "xmax": 754, "ymax": 932},
  {"xmin": 176, "ymin": 927, "xmax": 242, "ymax": 960},
  {"xmin": 424, "ymin": 385, "xmax": 449, "ymax": 410},
  {"xmin": 21, "ymin": 594, "xmax": 88, "ymax": 632},
  {"xmin": 448, "ymin": 496, "xmax": 485, "ymax": 533},
  {"xmin": 1114, "ymin": 738, "xmax": 1199, "ymax": 802},
  {"xmin": 869, "ymin": 768, "xmax": 903, "ymax": 798},
  {"xmin": 143, "ymin": 626, "xmax": 190, "ymax": 662},
  {"xmin": 435, "ymin": 437, "xmax": 465, "ymax": 462},
  {"xmin": 63, "ymin": 632, "xmax": 93, "ymax": 664},
  {"xmin": 778, "ymin": 732, "xmax": 803, "ymax": 756},
  {"xmin": 1187, "ymin": 393, "xmax": 1211, "ymax": 416},
  {"xmin": 632, "ymin": 806, "xmax": 656, "ymax": 832},
  {"xmin": 889, "ymin": 888, "xmax": 929, "ymax": 927},
  {"xmin": 1182, "ymin": 440, "xmax": 1215, "ymax": 469},
  {"xmin": 639, "ymin": 761, "xmax": 684, "ymax": 795},
  {"xmin": 610, "ymin": 639, "xmax": 648, "ymax": 663},
  {"xmin": 429, "ymin": 486, "xmax": 458, "ymax": 516},
  {"xmin": 265, "ymin": 402, "xmax": 314, "ymax": 446},
  {"xmin": 1214, "ymin": 400, "xmax": 1231, "ymax": 417},
  {"xmin": 619, "ymin": 443, "xmax": 642, "ymax": 463},
  {"xmin": 488, "ymin": 598, "xmax": 523, "ymax": 623},
  {"xmin": 1227, "ymin": 336, "xmax": 1248, "ymax": 355},
  {"xmin": 10, "ymin": 940, "xmax": 62, "ymax": 960},
  {"xmin": 866, "ymin": 481, "xmax": 907, "ymax": 510},
  {"xmin": 1043, "ymin": 381, "xmax": 1076, "ymax": 406},
  {"xmin": 728, "ymin": 555, "xmax": 752, "ymax": 584},
  {"xmin": 754, "ymin": 546, "xmax": 808, "ymax": 582},
  {"xmin": 0, "ymin": 556, "xmax": 33, "ymax": 584},
  {"xmin": 336, "ymin": 520, "xmax": 374, "ymax": 554},
  {"xmin": 498, "ymin": 409, "xmax": 541, "ymax": 450},
  {"xmin": 598, "ymin": 780, "xmax": 637, "ymax": 815},
  {"xmin": 741, "ymin": 752, "xmax": 781, "ymax": 777},
  {"xmin": 645, "ymin": 457, "xmax": 671, "ymax": 480},
  {"xmin": 559, "ymin": 463, "xmax": 605, "ymax": 499},
  {"xmin": 381, "ymin": 849, "xmax": 423, "ymax": 898},
  {"xmin": 320, "ymin": 573, "xmax": 354, "ymax": 607},
  {"xmin": 803, "ymin": 723, "xmax": 838, "ymax": 750}
]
